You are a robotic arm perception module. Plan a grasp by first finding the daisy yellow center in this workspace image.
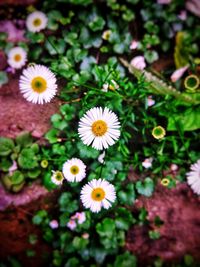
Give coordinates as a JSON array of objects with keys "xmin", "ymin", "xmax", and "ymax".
[
  {"xmin": 55, "ymin": 171, "xmax": 63, "ymax": 181},
  {"xmin": 31, "ymin": 76, "xmax": 47, "ymax": 93},
  {"xmin": 70, "ymin": 165, "xmax": 79, "ymax": 175},
  {"xmin": 92, "ymin": 120, "xmax": 108, "ymax": 136},
  {"xmin": 14, "ymin": 54, "xmax": 22, "ymax": 62},
  {"xmin": 91, "ymin": 187, "xmax": 105, "ymax": 201},
  {"xmin": 33, "ymin": 18, "xmax": 42, "ymax": 27}
]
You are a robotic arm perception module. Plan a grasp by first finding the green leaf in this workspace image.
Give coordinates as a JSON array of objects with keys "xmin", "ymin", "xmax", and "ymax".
[
  {"xmin": 88, "ymin": 15, "xmax": 105, "ymax": 32},
  {"xmin": 144, "ymin": 50, "xmax": 159, "ymax": 63},
  {"xmin": 77, "ymin": 142, "xmax": 99, "ymax": 159},
  {"xmin": 96, "ymin": 218, "xmax": 115, "ymax": 238},
  {"xmin": 45, "ymin": 129, "xmax": 59, "ymax": 144},
  {"xmin": 114, "ymin": 252, "xmax": 137, "ymax": 267},
  {"xmin": 18, "ymin": 148, "xmax": 38, "ymax": 169},
  {"xmin": 167, "ymin": 106, "xmax": 200, "ymax": 131},
  {"xmin": 7, "ymin": 257, "xmax": 22, "ymax": 267},
  {"xmin": 45, "ymin": 37, "xmax": 66, "ymax": 55},
  {"xmin": 0, "ymin": 71, "xmax": 8, "ymax": 88},
  {"xmin": 0, "ymin": 158, "xmax": 12, "ymax": 172},
  {"xmin": 30, "ymin": 143, "xmax": 39, "ymax": 154},
  {"xmin": 184, "ymin": 254, "xmax": 194, "ymax": 266},
  {"xmin": 12, "ymin": 182, "xmax": 25, "ymax": 193},
  {"xmin": 90, "ymin": 247, "xmax": 107, "ymax": 264},
  {"xmin": 72, "ymin": 237, "xmax": 89, "ymax": 250},
  {"xmin": 43, "ymin": 172, "xmax": 57, "ymax": 190},
  {"xmin": 118, "ymin": 184, "xmax": 135, "ymax": 205},
  {"xmin": 32, "ymin": 210, "xmax": 48, "ymax": 225},
  {"xmin": 136, "ymin": 177, "xmax": 154, "ymax": 197},
  {"xmin": 51, "ymin": 114, "xmax": 68, "ymax": 130},
  {"xmin": 115, "ymin": 207, "xmax": 135, "ymax": 230},
  {"xmin": 65, "ymin": 258, "xmax": 80, "ymax": 267},
  {"xmin": 9, "ymin": 171, "xmax": 24, "ymax": 185},
  {"xmin": 27, "ymin": 168, "xmax": 41, "ymax": 179},
  {"xmin": 149, "ymin": 230, "xmax": 160, "ymax": 240},
  {"xmin": 26, "ymin": 32, "xmax": 45, "ymax": 43},
  {"xmin": 16, "ymin": 132, "xmax": 33, "ymax": 147},
  {"xmin": 47, "ymin": 10, "xmax": 62, "ymax": 30},
  {"xmin": 0, "ymin": 137, "xmax": 15, "ymax": 156},
  {"xmin": 29, "ymin": 234, "xmax": 38, "ymax": 245}
]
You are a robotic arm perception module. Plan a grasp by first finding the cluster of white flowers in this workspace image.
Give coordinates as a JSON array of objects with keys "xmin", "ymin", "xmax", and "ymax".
[
  {"xmin": 6, "ymin": 11, "xmax": 58, "ymax": 105},
  {"xmin": 50, "ymin": 107, "xmax": 120, "ymax": 213}
]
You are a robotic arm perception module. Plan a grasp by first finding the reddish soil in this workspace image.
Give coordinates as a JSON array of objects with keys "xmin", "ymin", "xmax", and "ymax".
[
  {"xmin": 0, "ymin": 0, "xmax": 37, "ymax": 5},
  {"xmin": 126, "ymin": 183, "xmax": 200, "ymax": 265},
  {"xmin": 0, "ymin": 184, "xmax": 60, "ymax": 267},
  {"xmin": 0, "ymin": 76, "xmax": 60, "ymax": 266}
]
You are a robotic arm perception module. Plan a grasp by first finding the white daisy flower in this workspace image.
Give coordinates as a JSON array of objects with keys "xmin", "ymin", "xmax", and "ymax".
[
  {"xmin": 7, "ymin": 47, "xmax": 27, "ymax": 69},
  {"xmin": 78, "ymin": 107, "xmax": 120, "ymax": 150},
  {"xmin": 19, "ymin": 64, "xmax": 57, "ymax": 104},
  {"xmin": 186, "ymin": 159, "xmax": 200, "ymax": 195},
  {"xmin": 51, "ymin": 171, "xmax": 64, "ymax": 185},
  {"xmin": 80, "ymin": 179, "xmax": 116, "ymax": 213},
  {"xmin": 26, "ymin": 11, "xmax": 48, "ymax": 33},
  {"xmin": 62, "ymin": 158, "xmax": 86, "ymax": 182}
]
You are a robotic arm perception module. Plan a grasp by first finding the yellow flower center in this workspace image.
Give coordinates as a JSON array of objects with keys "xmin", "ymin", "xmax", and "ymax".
[
  {"xmin": 92, "ymin": 120, "xmax": 108, "ymax": 136},
  {"xmin": 14, "ymin": 54, "xmax": 22, "ymax": 62},
  {"xmin": 161, "ymin": 178, "xmax": 169, "ymax": 187},
  {"xmin": 70, "ymin": 165, "xmax": 79, "ymax": 175},
  {"xmin": 91, "ymin": 187, "xmax": 105, "ymax": 201},
  {"xmin": 33, "ymin": 18, "xmax": 42, "ymax": 27},
  {"xmin": 31, "ymin": 76, "xmax": 47, "ymax": 93},
  {"xmin": 55, "ymin": 171, "xmax": 63, "ymax": 181}
]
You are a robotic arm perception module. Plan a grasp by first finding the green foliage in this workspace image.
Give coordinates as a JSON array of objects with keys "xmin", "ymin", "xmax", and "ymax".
[
  {"xmin": 0, "ymin": 137, "xmax": 15, "ymax": 156},
  {"xmin": 136, "ymin": 177, "xmax": 154, "ymax": 197},
  {"xmin": 113, "ymin": 251, "xmax": 137, "ymax": 267},
  {"xmin": 1, "ymin": 1, "xmax": 200, "ymax": 266},
  {"xmin": 0, "ymin": 71, "xmax": 8, "ymax": 88},
  {"xmin": 0, "ymin": 133, "xmax": 41, "ymax": 192}
]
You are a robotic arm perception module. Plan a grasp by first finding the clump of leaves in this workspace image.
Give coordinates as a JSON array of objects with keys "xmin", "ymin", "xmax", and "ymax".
[{"xmin": 0, "ymin": 132, "xmax": 41, "ymax": 192}]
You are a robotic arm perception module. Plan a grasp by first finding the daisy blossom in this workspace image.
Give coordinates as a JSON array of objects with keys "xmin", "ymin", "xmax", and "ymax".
[
  {"xmin": 78, "ymin": 107, "xmax": 120, "ymax": 150},
  {"xmin": 80, "ymin": 179, "xmax": 116, "ymax": 213},
  {"xmin": 62, "ymin": 158, "xmax": 86, "ymax": 182},
  {"xmin": 186, "ymin": 159, "xmax": 200, "ymax": 195},
  {"xmin": 7, "ymin": 47, "xmax": 27, "ymax": 69},
  {"xmin": 26, "ymin": 11, "xmax": 48, "ymax": 32},
  {"xmin": 19, "ymin": 64, "xmax": 57, "ymax": 104},
  {"xmin": 51, "ymin": 171, "xmax": 64, "ymax": 185}
]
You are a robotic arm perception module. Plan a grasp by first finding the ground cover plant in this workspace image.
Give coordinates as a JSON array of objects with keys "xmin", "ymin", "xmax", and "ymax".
[{"xmin": 0, "ymin": 0, "xmax": 200, "ymax": 266}]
